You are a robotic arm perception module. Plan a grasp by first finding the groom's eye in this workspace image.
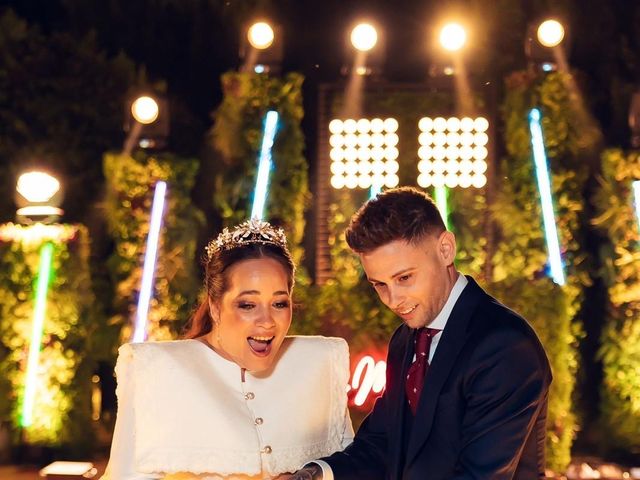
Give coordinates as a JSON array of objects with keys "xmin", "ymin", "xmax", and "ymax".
[{"xmin": 398, "ymin": 274, "xmax": 411, "ymax": 282}]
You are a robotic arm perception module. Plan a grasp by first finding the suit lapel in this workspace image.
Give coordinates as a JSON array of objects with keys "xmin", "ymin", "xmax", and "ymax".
[
  {"xmin": 405, "ymin": 277, "xmax": 485, "ymax": 466},
  {"xmin": 388, "ymin": 326, "xmax": 415, "ymax": 479}
]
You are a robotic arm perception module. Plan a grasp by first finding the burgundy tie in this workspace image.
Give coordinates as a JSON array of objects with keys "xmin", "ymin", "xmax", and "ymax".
[{"xmin": 405, "ymin": 328, "xmax": 439, "ymax": 415}]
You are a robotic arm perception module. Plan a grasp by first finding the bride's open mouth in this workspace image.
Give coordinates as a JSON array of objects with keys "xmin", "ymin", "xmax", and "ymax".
[{"xmin": 247, "ymin": 336, "xmax": 275, "ymax": 356}]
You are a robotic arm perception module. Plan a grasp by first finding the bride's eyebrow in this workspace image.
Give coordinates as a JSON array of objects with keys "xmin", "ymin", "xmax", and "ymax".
[{"xmin": 236, "ymin": 290, "xmax": 260, "ymax": 296}]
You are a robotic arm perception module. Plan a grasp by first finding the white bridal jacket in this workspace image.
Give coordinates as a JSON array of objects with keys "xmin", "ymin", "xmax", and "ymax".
[{"xmin": 102, "ymin": 336, "xmax": 354, "ymax": 480}]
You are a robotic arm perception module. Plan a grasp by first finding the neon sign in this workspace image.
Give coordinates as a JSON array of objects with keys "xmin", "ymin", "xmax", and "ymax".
[{"xmin": 349, "ymin": 354, "xmax": 387, "ymax": 407}]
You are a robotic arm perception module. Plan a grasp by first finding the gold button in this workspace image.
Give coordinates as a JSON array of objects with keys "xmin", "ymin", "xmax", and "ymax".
[
  {"xmin": 263, "ymin": 446, "xmax": 272, "ymax": 454},
  {"xmin": 255, "ymin": 417, "xmax": 264, "ymax": 425},
  {"xmin": 245, "ymin": 392, "xmax": 255, "ymax": 400}
]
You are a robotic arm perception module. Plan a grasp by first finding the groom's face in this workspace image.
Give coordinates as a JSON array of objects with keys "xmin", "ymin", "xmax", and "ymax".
[{"xmin": 359, "ymin": 231, "xmax": 457, "ymax": 329}]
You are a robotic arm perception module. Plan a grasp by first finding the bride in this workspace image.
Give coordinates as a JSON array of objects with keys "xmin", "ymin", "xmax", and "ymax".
[{"xmin": 102, "ymin": 219, "xmax": 353, "ymax": 479}]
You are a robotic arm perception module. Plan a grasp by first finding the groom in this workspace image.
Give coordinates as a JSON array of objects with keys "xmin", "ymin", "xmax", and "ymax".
[{"xmin": 293, "ymin": 187, "xmax": 551, "ymax": 479}]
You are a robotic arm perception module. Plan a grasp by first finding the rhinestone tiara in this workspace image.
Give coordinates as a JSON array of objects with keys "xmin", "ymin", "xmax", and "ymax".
[{"xmin": 205, "ymin": 219, "xmax": 288, "ymax": 260}]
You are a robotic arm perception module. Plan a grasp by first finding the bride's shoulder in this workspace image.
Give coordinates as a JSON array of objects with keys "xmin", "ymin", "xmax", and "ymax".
[
  {"xmin": 116, "ymin": 339, "xmax": 196, "ymax": 362},
  {"xmin": 285, "ymin": 335, "xmax": 348, "ymax": 352},
  {"xmin": 282, "ymin": 336, "xmax": 350, "ymax": 370}
]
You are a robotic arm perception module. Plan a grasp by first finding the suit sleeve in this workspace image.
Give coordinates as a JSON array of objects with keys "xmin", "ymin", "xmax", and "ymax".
[
  {"xmin": 451, "ymin": 330, "xmax": 551, "ymax": 479},
  {"xmin": 101, "ymin": 345, "xmax": 161, "ymax": 480},
  {"xmin": 320, "ymin": 329, "xmax": 405, "ymax": 480}
]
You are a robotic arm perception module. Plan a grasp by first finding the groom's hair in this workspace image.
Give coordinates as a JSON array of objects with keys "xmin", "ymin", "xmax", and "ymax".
[{"xmin": 345, "ymin": 187, "xmax": 446, "ymax": 253}]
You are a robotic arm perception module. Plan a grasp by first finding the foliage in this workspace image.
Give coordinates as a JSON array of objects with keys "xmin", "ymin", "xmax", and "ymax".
[
  {"xmin": 0, "ymin": 224, "xmax": 96, "ymax": 454},
  {"xmin": 209, "ymin": 71, "xmax": 309, "ymax": 269},
  {"xmin": 0, "ymin": 9, "xmax": 136, "ymax": 224},
  {"xmin": 493, "ymin": 70, "xmax": 599, "ymax": 471},
  {"xmin": 592, "ymin": 149, "xmax": 640, "ymax": 453},
  {"xmin": 103, "ymin": 151, "xmax": 204, "ymax": 346}
]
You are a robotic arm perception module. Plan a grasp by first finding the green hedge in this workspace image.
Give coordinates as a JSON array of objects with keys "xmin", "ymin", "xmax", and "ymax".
[
  {"xmin": 491, "ymin": 70, "xmax": 600, "ymax": 471},
  {"xmin": 0, "ymin": 224, "xmax": 95, "ymax": 454},
  {"xmin": 592, "ymin": 149, "xmax": 640, "ymax": 453},
  {"xmin": 103, "ymin": 151, "xmax": 203, "ymax": 345},
  {"xmin": 209, "ymin": 72, "xmax": 309, "ymax": 268}
]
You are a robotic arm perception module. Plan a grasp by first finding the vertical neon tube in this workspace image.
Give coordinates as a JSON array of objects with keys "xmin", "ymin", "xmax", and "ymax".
[
  {"xmin": 132, "ymin": 181, "xmax": 167, "ymax": 343},
  {"xmin": 434, "ymin": 186, "xmax": 450, "ymax": 230},
  {"xmin": 20, "ymin": 242, "xmax": 55, "ymax": 427},
  {"xmin": 633, "ymin": 181, "xmax": 640, "ymax": 230},
  {"xmin": 369, "ymin": 184, "xmax": 382, "ymax": 199},
  {"xmin": 251, "ymin": 111, "xmax": 279, "ymax": 220},
  {"xmin": 528, "ymin": 108, "xmax": 565, "ymax": 285}
]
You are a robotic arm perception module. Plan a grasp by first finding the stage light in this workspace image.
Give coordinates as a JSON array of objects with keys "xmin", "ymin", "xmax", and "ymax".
[
  {"xmin": 329, "ymin": 117, "xmax": 400, "ymax": 197},
  {"xmin": 417, "ymin": 116, "xmax": 490, "ymax": 229},
  {"xmin": 132, "ymin": 181, "xmax": 167, "ymax": 343},
  {"xmin": 537, "ymin": 19, "xmax": 565, "ymax": 47},
  {"xmin": 124, "ymin": 93, "xmax": 168, "ymax": 151},
  {"xmin": 247, "ymin": 22, "xmax": 274, "ymax": 50},
  {"xmin": 417, "ymin": 116, "xmax": 488, "ymax": 189},
  {"xmin": 20, "ymin": 242, "xmax": 55, "ymax": 427},
  {"xmin": 350, "ymin": 23, "xmax": 378, "ymax": 52},
  {"xmin": 439, "ymin": 23, "xmax": 467, "ymax": 52},
  {"xmin": 632, "ymin": 181, "xmax": 640, "ymax": 230},
  {"xmin": 329, "ymin": 119, "xmax": 343, "ymax": 134},
  {"xmin": 131, "ymin": 96, "xmax": 159, "ymax": 125},
  {"xmin": 528, "ymin": 108, "xmax": 565, "ymax": 285},
  {"xmin": 251, "ymin": 111, "xmax": 280, "ymax": 220}
]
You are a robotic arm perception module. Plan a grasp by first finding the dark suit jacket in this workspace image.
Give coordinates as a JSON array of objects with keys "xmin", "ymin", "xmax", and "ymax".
[{"xmin": 323, "ymin": 276, "xmax": 552, "ymax": 479}]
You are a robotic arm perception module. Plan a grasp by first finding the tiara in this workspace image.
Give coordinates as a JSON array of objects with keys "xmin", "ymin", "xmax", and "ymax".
[{"xmin": 205, "ymin": 219, "xmax": 288, "ymax": 260}]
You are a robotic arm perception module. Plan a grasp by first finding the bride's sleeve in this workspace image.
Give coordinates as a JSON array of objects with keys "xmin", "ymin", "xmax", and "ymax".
[
  {"xmin": 341, "ymin": 405, "xmax": 355, "ymax": 448},
  {"xmin": 101, "ymin": 344, "xmax": 160, "ymax": 480}
]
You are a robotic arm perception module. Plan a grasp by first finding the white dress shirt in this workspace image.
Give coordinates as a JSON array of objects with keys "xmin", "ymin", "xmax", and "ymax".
[{"xmin": 314, "ymin": 274, "xmax": 468, "ymax": 480}]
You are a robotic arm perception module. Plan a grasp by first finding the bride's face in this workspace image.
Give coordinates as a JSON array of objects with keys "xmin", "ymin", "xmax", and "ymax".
[{"xmin": 210, "ymin": 257, "xmax": 292, "ymax": 373}]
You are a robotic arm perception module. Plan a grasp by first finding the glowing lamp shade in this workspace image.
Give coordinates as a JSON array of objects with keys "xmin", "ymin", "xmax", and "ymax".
[
  {"xmin": 528, "ymin": 108, "xmax": 565, "ymax": 286},
  {"xmin": 251, "ymin": 111, "xmax": 280, "ymax": 220},
  {"xmin": 131, "ymin": 96, "xmax": 159, "ymax": 125},
  {"xmin": 537, "ymin": 19, "xmax": 565, "ymax": 47},
  {"xmin": 20, "ymin": 242, "xmax": 55, "ymax": 427},
  {"xmin": 247, "ymin": 22, "xmax": 275, "ymax": 50},
  {"xmin": 132, "ymin": 181, "xmax": 167, "ymax": 343},
  {"xmin": 439, "ymin": 23, "xmax": 467, "ymax": 52},
  {"xmin": 17, "ymin": 172, "xmax": 60, "ymax": 203},
  {"xmin": 350, "ymin": 23, "xmax": 378, "ymax": 52}
]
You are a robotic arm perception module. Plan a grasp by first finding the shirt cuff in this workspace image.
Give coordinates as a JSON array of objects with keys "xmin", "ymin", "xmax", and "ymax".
[{"xmin": 304, "ymin": 460, "xmax": 334, "ymax": 480}]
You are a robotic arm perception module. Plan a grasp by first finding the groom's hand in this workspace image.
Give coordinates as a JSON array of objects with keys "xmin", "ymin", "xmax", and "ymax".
[{"xmin": 288, "ymin": 463, "xmax": 323, "ymax": 480}]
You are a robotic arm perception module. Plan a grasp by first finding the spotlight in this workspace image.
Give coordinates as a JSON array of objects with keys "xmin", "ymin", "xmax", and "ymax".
[
  {"xmin": 537, "ymin": 19, "xmax": 565, "ymax": 47},
  {"xmin": 247, "ymin": 22, "xmax": 274, "ymax": 50},
  {"xmin": 124, "ymin": 93, "xmax": 169, "ymax": 150},
  {"xmin": 131, "ymin": 96, "xmax": 159, "ymax": 125},
  {"xmin": 240, "ymin": 20, "xmax": 283, "ymax": 74},
  {"xmin": 525, "ymin": 17, "xmax": 570, "ymax": 72},
  {"xmin": 329, "ymin": 117, "xmax": 400, "ymax": 194},
  {"xmin": 351, "ymin": 23, "xmax": 378, "ymax": 52},
  {"xmin": 342, "ymin": 21, "xmax": 384, "ymax": 76},
  {"xmin": 439, "ymin": 23, "xmax": 467, "ymax": 52}
]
